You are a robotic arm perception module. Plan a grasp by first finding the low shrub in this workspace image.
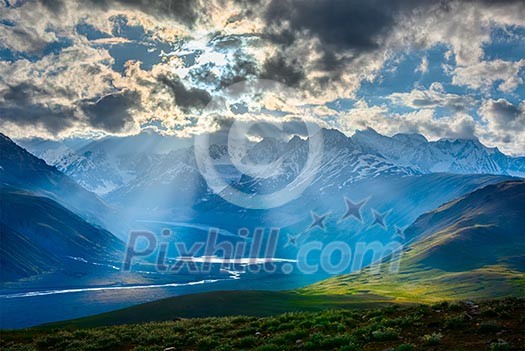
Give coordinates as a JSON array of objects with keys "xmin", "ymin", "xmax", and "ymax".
[
  {"xmin": 371, "ymin": 327, "xmax": 400, "ymax": 341},
  {"xmin": 422, "ymin": 332, "xmax": 442, "ymax": 345}
]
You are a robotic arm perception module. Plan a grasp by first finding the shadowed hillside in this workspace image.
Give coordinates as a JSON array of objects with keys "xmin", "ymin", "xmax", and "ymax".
[
  {"xmin": 0, "ymin": 188, "xmax": 124, "ymax": 282},
  {"xmin": 0, "ymin": 134, "xmax": 127, "ymax": 239}
]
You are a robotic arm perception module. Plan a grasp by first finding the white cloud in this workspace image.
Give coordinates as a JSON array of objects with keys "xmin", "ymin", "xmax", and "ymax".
[
  {"xmin": 415, "ymin": 56, "xmax": 428, "ymax": 74},
  {"xmin": 477, "ymin": 98, "xmax": 525, "ymax": 154},
  {"xmin": 392, "ymin": 1, "xmax": 525, "ymax": 66},
  {"xmin": 452, "ymin": 59, "xmax": 525, "ymax": 93},
  {"xmin": 338, "ymin": 100, "xmax": 477, "ymax": 141},
  {"xmin": 388, "ymin": 82, "xmax": 476, "ymax": 111}
]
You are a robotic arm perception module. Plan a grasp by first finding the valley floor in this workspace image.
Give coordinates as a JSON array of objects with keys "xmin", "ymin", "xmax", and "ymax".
[{"xmin": 1, "ymin": 297, "xmax": 523, "ymax": 351}]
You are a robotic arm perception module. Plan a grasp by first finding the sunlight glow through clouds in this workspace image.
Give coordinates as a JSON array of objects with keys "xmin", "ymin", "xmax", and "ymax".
[{"xmin": 0, "ymin": 0, "xmax": 524, "ymax": 153}]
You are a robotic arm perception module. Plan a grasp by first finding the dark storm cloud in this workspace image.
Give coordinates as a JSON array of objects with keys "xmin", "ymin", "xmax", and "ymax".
[
  {"xmin": 260, "ymin": 53, "xmax": 305, "ymax": 87},
  {"xmin": 266, "ymin": 0, "xmax": 396, "ymax": 51},
  {"xmin": 157, "ymin": 76, "xmax": 212, "ymax": 113},
  {"xmin": 1, "ymin": 84, "xmax": 140, "ymax": 134},
  {"xmin": 0, "ymin": 104, "xmax": 74, "ymax": 132},
  {"xmin": 2, "ymin": 83, "xmax": 46, "ymax": 106},
  {"xmin": 38, "ymin": 0, "xmax": 64, "ymax": 13},
  {"xmin": 261, "ymin": 0, "xmax": 436, "ymax": 84},
  {"xmin": 264, "ymin": 0, "xmax": 525, "ymax": 50},
  {"xmin": 0, "ymin": 83, "xmax": 74, "ymax": 133},
  {"xmin": 483, "ymin": 99, "xmax": 525, "ymax": 131},
  {"xmin": 80, "ymin": 90, "xmax": 140, "ymax": 132},
  {"xmin": 37, "ymin": 0, "xmax": 200, "ymax": 25},
  {"xmin": 490, "ymin": 100, "xmax": 522, "ymax": 123}
]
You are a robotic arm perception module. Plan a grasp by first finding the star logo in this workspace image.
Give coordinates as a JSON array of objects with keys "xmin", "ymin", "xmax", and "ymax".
[
  {"xmin": 370, "ymin": 209, "xmax": 391, "ymax": 230},
  {"xmin": 286, "ymin": 233, "xmax": 299, "ymax": 247},
  {"xmin": 392, "ymin": 225, "xmax": 406, "ymax": 241},
  {"xmin": 340, "ymin": 197, "xmax": 367, "ymax": 223},
  {"xmin": 308, "ymin": 211, "xmax": 330, "ymax": 231}
]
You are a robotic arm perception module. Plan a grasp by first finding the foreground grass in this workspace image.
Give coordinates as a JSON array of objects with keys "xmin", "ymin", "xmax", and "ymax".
[
  {"xmin": 37, "ymin": 291, "xmax": 396, "ymax": 329},
  {"xmin": 1, "ymin": 298, "xmax": 523, "ymax": 351}
]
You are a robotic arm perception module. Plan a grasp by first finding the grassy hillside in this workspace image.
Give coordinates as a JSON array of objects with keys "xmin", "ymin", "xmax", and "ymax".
[
  {"xmin": 36, "ymin": 291, "xmax": 395, "ymax": 329},
  {"xmin": 2, "ymin": 298, "xmax": 523, "ymax": 350},
  {"xmin": 304, "ymin": 180, "xmax": 525, "ymax": 302}
]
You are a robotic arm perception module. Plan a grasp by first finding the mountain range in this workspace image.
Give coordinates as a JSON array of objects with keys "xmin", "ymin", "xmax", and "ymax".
[
  {"xmin": 3, "ymin": 128, "xmax": 524, "ymax": 280},
  {"xmin": 18, "ymin": 128, "xmax": 525, "ymax": 200},
  {"xmin": 352, "ymin": 128, "xmax": 525, "ymax": 176},
  {"xmin": 17, "ymin": 130, "xmax": 192, "ymax": 196}
]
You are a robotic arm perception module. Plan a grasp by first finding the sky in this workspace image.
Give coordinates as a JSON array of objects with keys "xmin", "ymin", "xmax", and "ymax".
[{"xmin": 0, "ymin": 0, "xmax": 524, "ymax": 154}]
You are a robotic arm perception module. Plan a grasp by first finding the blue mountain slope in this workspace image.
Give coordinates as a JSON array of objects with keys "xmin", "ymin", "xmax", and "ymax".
[
  {"xmin": 403, "ymin": 180, "xmax": 525, "ymax": 272},
  {"xmin": 0, "ymin": 223, "xmax": 60, "ymax": 282},
  {"xmin": 0, "ymin": 133, "xmax": 128, "ymax": 239},
  {"xmin": 0, "ymin": 188, "xmax": 124, "ymax": 282}
]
